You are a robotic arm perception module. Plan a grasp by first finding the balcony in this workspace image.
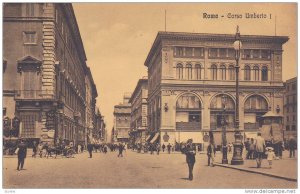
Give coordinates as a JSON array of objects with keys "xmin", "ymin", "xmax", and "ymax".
[
  {"xmin": 244, "ymin": 122, "xmax": 260, "ymax": 130},
  {"xmin": 15, "ymin": 90, "xmax": 55, "ymax": 100},
  {"xmin": 176, "ymin": 122, "xmax": 201, "ymax": 131}
]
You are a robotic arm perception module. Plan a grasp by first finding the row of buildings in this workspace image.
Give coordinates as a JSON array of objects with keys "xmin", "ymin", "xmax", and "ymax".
[
  {"xmin": 3, "ymin": 3, "xmax": 106, "ymax": 147},
  {"xmin": 112, "ymin": 31, "xmax": 297, "ymax": 147}
]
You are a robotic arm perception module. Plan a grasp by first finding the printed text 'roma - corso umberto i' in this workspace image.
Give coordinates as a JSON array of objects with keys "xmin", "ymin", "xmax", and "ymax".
[{"xmin": 202, "ymin": 12, "xmax": 272, "ymax": 19}]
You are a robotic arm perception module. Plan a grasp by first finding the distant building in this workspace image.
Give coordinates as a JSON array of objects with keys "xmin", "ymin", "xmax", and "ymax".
[
  {"xmin": 94, "ymin": 108, "xmax": 106, "ymax": 142},
  {"xmin": 144, "ymin": 31, "xmax": 288, "ymax": 147},
  {"xmin": 113, "ymin": 93, "xmax": 131, "ymax": 142},
  {"xmin": 129, "ymin": 77, "xmax": 148, "ymax": 145},
  {"xmin": 3, "ymin": 3, "xmax": 99, "ymax": 146},
  {"xmin": 284, "ymin": 77, "xmax": 297, "ymax": 140}
]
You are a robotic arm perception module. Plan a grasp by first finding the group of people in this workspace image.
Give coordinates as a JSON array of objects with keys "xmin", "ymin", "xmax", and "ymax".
[{"xmin": 87, "ymin": 142, "xmax": 126, "ymax": 158}]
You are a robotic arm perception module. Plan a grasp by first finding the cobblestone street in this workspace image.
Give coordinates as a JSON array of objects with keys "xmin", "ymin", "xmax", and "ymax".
[{"xmin": 3, "ymin": 150, "xmax": 297, "ymax": 189}]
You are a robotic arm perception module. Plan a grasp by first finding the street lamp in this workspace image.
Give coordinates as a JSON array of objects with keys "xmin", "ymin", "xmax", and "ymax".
[
  {"xmin": 231, "ymin": 25, "xmax": 244, "ymax": 165},
  {"xmin": 221, "ymin": 95, "xmax": 228, "ymax": 164}
]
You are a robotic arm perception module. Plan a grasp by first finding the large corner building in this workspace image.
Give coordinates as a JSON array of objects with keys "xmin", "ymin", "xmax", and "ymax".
[
  {"xmin": 144, "ymin": 31, "xmax": 288, "ymax": 147},
  {"xmin": 3, "ymin": 3, "xmax": 99, "ymax": 146}
]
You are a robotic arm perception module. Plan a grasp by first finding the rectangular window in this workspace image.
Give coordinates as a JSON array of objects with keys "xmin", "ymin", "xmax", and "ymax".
[
  {"xmin": 287, "ymin": 116, "xmax": 289, "ymax": 122},
  {"xmin": 209, "ymin": 48, "xmax": 218, "ymax": 58},
  {"xmin": 185, "ymin": 47, "xmax": 193, "ymax": 57},
  {"xmin": 20, "ymin": 112, "xmax": 39, "ymax": 138},
  {"xmin": 219, "ymin": 48, "xmax": 227, "ymax": 58},
  {"xmin": 23, "ymin": 32, "xmax": 37, "ymax": 44},
  {"xmin": 175, "ymin": 47, "xmax": 184, "ymax": 57},
  {"xmin": 243, "ymin": 49, "xmax": 251, "ymax": 58},
  {"xmin": 194, "ymin": 48, "xmax": 204, "ymax": 57},
  {"xmin": 228, "ymin": 49, "xmax": 235, "ymax": 58},
  {"xmin": 252, "ymin": 50, "xmax": 260, "ymax": 58},
  {"xmin": 286, "ymin": 125, "xmax": 290, "ymax": 131},
  {"xmin": 261, "ymin": 50, "xmax": 271, "ymax": 59},
  {"xmin": 3, "ymin": 108, "xmax": 6, "ymax": 116},
  {"xmin": 292, "ymin": 125, "xmax": 296, "ymax": 131}
]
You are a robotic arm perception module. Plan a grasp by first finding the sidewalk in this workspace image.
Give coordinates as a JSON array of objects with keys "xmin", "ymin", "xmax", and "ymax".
[{"xmin": 214, "ymin": 150, "xmax": 297, "ymax": 181}]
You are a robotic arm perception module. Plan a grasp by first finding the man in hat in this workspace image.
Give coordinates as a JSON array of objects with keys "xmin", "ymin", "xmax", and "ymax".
[
  {"xmin": 17, "ymin": 139, "xmax": 27, "ymax": 171},
  {"xmin": 255, "ymin": 132, "xmax": 266, "ymax": 168},
  {"xmin": 184, "ymin": 139, "xmax": 196, "ymax": 180}
]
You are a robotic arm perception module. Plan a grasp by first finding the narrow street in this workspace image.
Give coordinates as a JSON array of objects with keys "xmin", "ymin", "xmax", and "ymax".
[{"xmin": 3, "ymin": 150, "xmax": 297, "ymax": 189}]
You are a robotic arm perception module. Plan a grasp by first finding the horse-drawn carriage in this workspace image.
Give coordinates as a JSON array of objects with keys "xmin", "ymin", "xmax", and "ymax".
[{"xmin": 42, "ymin": 144, "xmax": 76, "ymax": 158}]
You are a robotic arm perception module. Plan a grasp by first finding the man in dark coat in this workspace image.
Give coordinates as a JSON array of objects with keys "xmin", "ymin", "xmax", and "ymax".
[
  {"xmin": 87, "ymin": 142, "xmax": 93, "ymax": 158},
  {"xmin": 184, "ymin": 139, "xmax": 196, "ymax": 181},
  {"xmin": 17, "ymin": 139, "xmax": 27, "ymax": 171},
  {"xmin": 289, "ymin": 137, "xmax": 297, "ymax": 158},
  {"xmin": 207, "ymin": 142, "xmax": 216, "ymax": 167},
  {"xmin": 167, "ymin": 143, "xmax": 171, "ymax": 154},
  {"xmin": 118, "ymin": 143, "xmax": 124, "ymax": 157}
]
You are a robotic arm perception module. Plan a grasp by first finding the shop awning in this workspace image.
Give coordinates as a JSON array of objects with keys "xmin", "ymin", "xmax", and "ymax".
[
  {"xmin": 145, "ymin": 135, "xmax": 152, "ymax": 142},
  {"xmin": 150, "ymin": 133, "xmax": 160, "ymax": 143}
]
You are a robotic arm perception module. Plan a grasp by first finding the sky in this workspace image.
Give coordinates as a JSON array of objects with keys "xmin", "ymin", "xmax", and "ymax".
[{"xmin": 72, "ymin": 3, "xmax": 297, "ymax": 142}]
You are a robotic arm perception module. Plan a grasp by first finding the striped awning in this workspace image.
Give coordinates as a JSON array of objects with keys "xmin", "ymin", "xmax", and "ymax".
[
  {"xmin": 145, "ymin": 135, "xmax": 152, "ymax": 142},
  {"xmin": 150, "ymin": 133, "xmax": 160, "ymax": 143}
]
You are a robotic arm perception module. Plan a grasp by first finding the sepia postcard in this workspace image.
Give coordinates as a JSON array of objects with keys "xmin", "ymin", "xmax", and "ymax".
[{"xmin": 2, "ymin": 2, "xmax": 298, "ymax": 192}]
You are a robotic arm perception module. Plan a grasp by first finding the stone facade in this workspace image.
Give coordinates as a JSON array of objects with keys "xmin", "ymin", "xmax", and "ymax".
[
  {"xmin": 129, "ymin": 77, "xmax": 148, "ymax": 145},
  {"xmin": 3, "ymin": 3, "xmax": 99, "ymax": 146},
  {"xmin": 113, "ymin": 93, "xmax": 132, "ymax": 142},
  {"xmin": 284, "ymin": 77, "xmax": 297, "ymax": 140},
  {"xmin": 144, "ymin": 31, "xmax": 288, "ymax": 147}
]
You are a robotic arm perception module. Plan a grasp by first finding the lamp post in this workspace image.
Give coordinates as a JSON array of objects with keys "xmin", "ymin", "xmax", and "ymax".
[
  {"xmin": 221, "ymin": 95, "xmax": 228, "ymax": 164},
  {"xmin": 231, "ymin": 25, "xmax": 244, "ymax": 165}
]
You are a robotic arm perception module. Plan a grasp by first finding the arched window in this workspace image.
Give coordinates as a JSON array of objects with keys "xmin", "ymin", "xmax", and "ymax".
[
  {"xmin": 220, "ymin": 64, "xmax": 226, "ymax": 80},
  {"xmin": 195, "ymin": 64, "xmax": 202, "ymax": 80},
  {"xmin": 244, "ymin": 95, "xmax": 268, "ymax": 111},
  {"xmin": 254, "ymin": 66, "xmax": 259, "ymax": 81},
  {"xmin": 186, "ymin": 64, "xmax": 192, "ymax": 80},
  {"xmin": 210, "ymin": 94, "xmax": 235, "ymax": 130},
  {"xmin": 211, "ymin": 64, "xmax": 217, "ymax": 80},
  {"xmin": 244, "ymin": 65, "xmax": 251, "ymax": 81},
  {"xmin": 228, "ymin": 65, "xmax": 235, "ymax": 80},
  {"xmin": 176, "ymin": 63, "xmax": 183, "ymax": 79},
  {"xmin": 176, "ymin": 93, "xmax": 202, "ymax": 130},
  {"xmin": 262, "ymin": 66, "xmax": 268, "ymax": 81}
]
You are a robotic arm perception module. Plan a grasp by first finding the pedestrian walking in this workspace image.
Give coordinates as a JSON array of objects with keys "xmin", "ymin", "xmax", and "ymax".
[
  {"xmin": 184, "ymin": 139, "xmax": 196, "ymax": 181},
  {"xmin": 16, "ymin": 139, "xmax": 27, "ymax": 171},
  {"xmin": 248, "ymin": 138, "xmax": 255, "ymax": 159},
  {"xmin": 255, "ymin": 132, "xmax": 266, "ymax": 168},
  {"xmin": 32, "ymin": 141, "xmax": 37, "ymax": 158},
  {"xmin": 265, "ymin": 147, "xmax": 276, "ymax": 169},
  {"xmin": 245, "ymin": 138, "xmax": 251, "ymax": 159},
  {"xmin": 87, "ymin": 142, "xmax": 93, "ymax": 158},
  {"xmin": 103, "ymin": 145, "xmax": 108, "ymax": 154},
  {"xmin": 78, "ymin": 144, "xmax": 82, "ymax": 153},
  {"xmin": 38, "ymin": 143, "xmax": 43, "ymax": 158},
  {"xmin": 81, "ymin": 144, "xmax": 84, "ymax": 153},
  {"xmin": 156, "ymin": 143, "xmax": 160, "ymax": 155},
  {"xmin": 118, "ymin": 143, "xmax": 124, "ymax": 157},
  {"xmin": 289, "ymin": 137, "xmax": 296, "ymax": 158},
  {"xmin": 207, "ymin": 142, "xmax": 216, "ymax": 167},
  {"xmin": 162, "ymin": 144, "xmax": 166, "ymax": 152},
  {"xmin": 167, "ymin": 143, "xmax": 171, "ymax": 154}
]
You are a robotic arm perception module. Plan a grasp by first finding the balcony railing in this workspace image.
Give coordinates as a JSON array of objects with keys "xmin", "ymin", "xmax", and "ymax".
[
  {"xmin": 15, "ymin": 90, "xmax": 55, "ymax": 100},
  {"xmin": 244, "ymin": 122, "xmax": 260, "ymax": 130},
  {"xmin": 176, "ymin": 122, "xmax": 201, "ymax": 131}
]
